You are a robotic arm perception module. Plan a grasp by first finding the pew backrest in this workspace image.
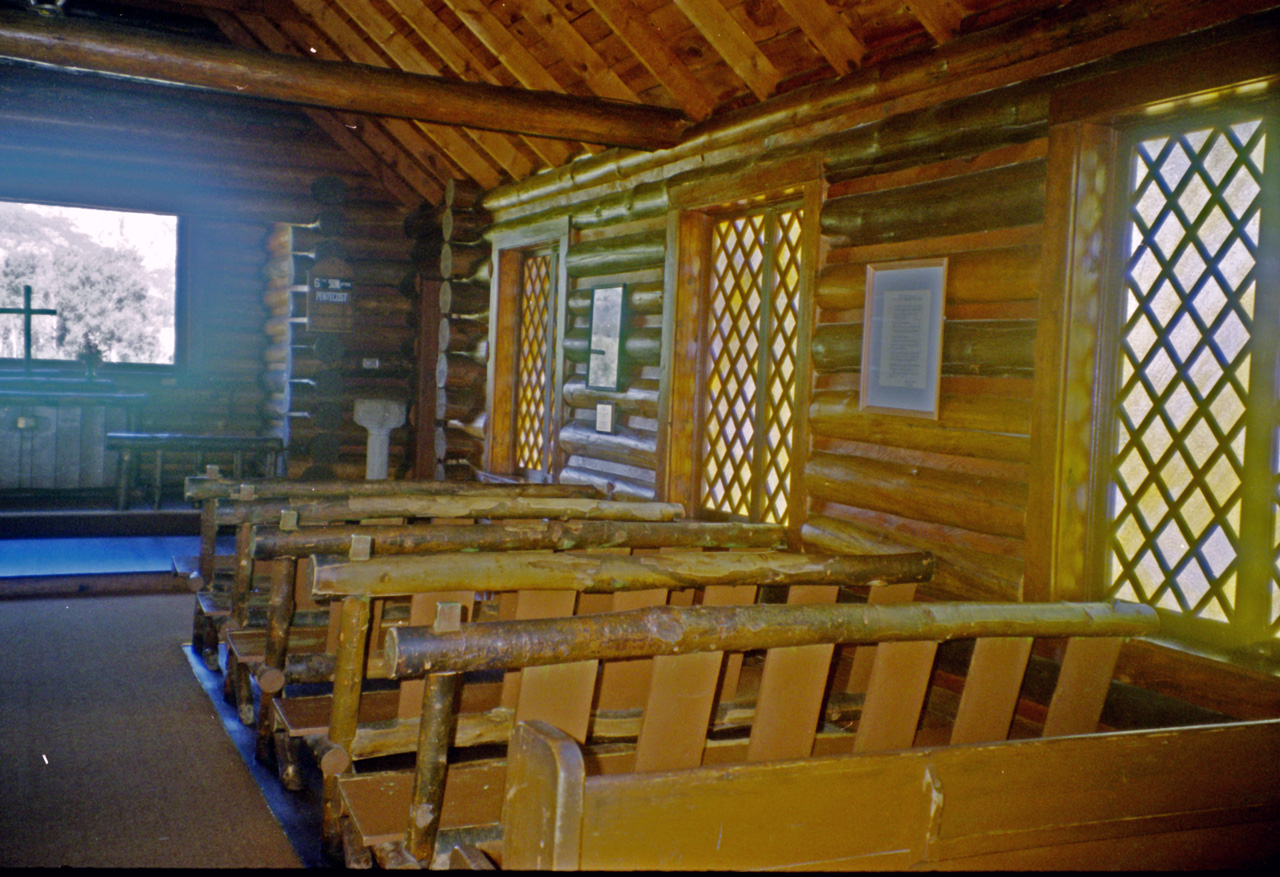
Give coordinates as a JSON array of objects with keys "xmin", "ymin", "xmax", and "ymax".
[{"xmin": 383, "ymin": 599, "xmax": 1158, "ymax": 865}]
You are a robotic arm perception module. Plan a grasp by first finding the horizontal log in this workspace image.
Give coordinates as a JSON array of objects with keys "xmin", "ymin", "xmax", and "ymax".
[
  {"xmin": 186, "ymin": 476, "xmax": 600, "ymax": 502},
  {"xmin": 558, "ymin": 422, "xmax": 658, "ymax": 471},
  {"xmin": 313, "ymin": 548, "xmax": 935, "ymax": 599},
  {"xmin": 558, "ymin": 465, "xmax": 656, "ymax": 501},
  {"xmin": 438, "ymin": 205, "xmax": 491, "ymax": 243},
  {"xmin": 440, "ymin": 241, "xmax": 492, "ymax": 280},
  {"xmin": 439, "ymin": 279, "xmax": 491, "ymax": 316},
  {"xmin": 565, "ymin": 230, "xmax": 666, "ymax": 278},
  {"xmin": 439, "ymin": 352, "xmax": 487, "ymax": 390},
  {"xmin": 563, "ymin": 327, "xmax": 661, "ymax": 366},
  {"xmin": 217, "ymin": 495, "xmax": 683, "ymax": 527},
  {"xmin": 820, "ymin": 161, "xmax": 1045, "ymax": 246},
  {"xmin": 385, "ymin": 600, "xmax": 1156, "ymax": 676},
  {"xmin": 485, "ymin": 180, "xmax": 669, "ymax": 239},
  {"xmin": 445, "ymin": 317, "xmax": 489, "ymax": 354},
  {"xmin": 809, "ymin": 387, "xmax": 1031, "ymax": 435},
  {"xmin": 800, "ymin": 514, "xmax": 919, "ymax": 556},
  {"xmin": 808, "ymin": 390, "xmax": 1031, "ymax": 462},
  {"xmin": 252, "ymin": 519, "xmax": 786, "ymax": 559},
  {"xmin": 444, "ymin": 178, "xmax": 486, "ymax": 211},
  {"xmin": 567, "ymin": 282, "xmax": 664, "ymax": 316},
  {"xmin": 820, "ymin": 85, "xmax": 1049, "ymax": 181},
  {"xmin": 805, "ymin": 450, "xmax": 1027, "ymax": 539},
  {"xmin": 816, "ymin": 244, "xmax": 1041, "ymax": 312},
  {"xmin": 811, "ymin": 320, "xmax": 1036, "ymax": 377},
  {"xmin": 0, "ymin": 10, "xmax": 688, "ymax": 148},
  {"xmin": 562, "ymin": 377, "xmax": 659, "ymax": 417}
]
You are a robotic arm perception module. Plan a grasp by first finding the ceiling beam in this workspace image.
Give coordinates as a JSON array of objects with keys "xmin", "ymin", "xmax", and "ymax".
[{"xmin": 0, "ymin": 7, "xmax": 689, "ymax": 150}]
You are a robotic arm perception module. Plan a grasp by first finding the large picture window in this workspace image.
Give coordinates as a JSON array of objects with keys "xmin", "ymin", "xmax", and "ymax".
[
  {"xmin": 0, "ymin": 200, "xmax": 179, "ymax": 368},
  {"xmin": 1101, "ymin": 104, "xmax": 1279, "ymax": 649}
]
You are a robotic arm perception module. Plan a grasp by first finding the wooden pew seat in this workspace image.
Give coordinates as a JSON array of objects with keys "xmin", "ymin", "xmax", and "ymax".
[
  {"xmin": 334, "ymin": 599, "xmax": 1162, "ymax": 868},
  {"xmin": 107, "ymin": 433, "xmax": 284, "ymax": 509}
]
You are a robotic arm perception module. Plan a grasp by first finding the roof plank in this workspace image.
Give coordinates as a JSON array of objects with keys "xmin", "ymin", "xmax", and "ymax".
[
  {"xmin": 670, "ymin": 0, "xmax": 781, "ymax": 101},
  {"xmin": 774, "ymin": 0, "xmax": 866, "ymax": 74},
  {"xmin": 585, "ymin": 0, "xmax": 718, "ymax": 120}
]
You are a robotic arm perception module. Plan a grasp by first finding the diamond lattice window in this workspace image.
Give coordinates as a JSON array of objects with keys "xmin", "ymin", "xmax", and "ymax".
[
  {"xmin": 700, "ymin": 207, "xmax": 803, "ymax": 525},
  {"xmin": 1104, "ymin": 108, "xmax": 1279, "ymax": 646},
  {"xmin": 515, "ymin": 251, "xmax": 554, "ymax": 473}
]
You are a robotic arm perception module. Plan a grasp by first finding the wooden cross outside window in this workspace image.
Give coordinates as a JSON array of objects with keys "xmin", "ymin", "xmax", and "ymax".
[{"xmin": 0, "ymin": 284, "xmax": 57, "ymax": 369}]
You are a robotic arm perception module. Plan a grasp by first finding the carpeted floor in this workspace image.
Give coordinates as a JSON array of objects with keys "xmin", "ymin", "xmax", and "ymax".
[{"xmin": 0, "ymin": 592, "xmax": 304, "ymax": 869}]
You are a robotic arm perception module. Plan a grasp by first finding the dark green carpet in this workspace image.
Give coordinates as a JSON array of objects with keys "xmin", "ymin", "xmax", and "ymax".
[{"xmin": 0, "ymin": 593, "xmax": 303, "ymax": 868}]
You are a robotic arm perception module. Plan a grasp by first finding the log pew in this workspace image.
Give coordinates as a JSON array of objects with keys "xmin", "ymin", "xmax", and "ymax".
[
  {"xmin": 312, "ymin": 547, "xmax": 936, "ymax": 865},
  {"xmin": 218, "ymin": 493, "xmax": 684, "ymax": 728},
  {"xmin": 346, "ymin": 600, "xmax": 1222, "ymax": 870},
  {"xmin": 182, "ymin": 473, "xmax": 605, "ymax": 671},
  {"xmin": 254, "ymin": 518, "xmax": 792, "ymax": 783}
]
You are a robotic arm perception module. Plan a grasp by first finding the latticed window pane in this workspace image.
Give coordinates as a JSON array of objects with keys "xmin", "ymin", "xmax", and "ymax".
[
  {"xmin": 1105, "ymin": 112, "xmax": 1277, "ymax": 642},
  {"xmin": 700, "ymin": 208, "xmax": 802, "ymax": 524},
  {"xmin": 515, "ymin": 252, "xmax": 554, "ymax": 472}
]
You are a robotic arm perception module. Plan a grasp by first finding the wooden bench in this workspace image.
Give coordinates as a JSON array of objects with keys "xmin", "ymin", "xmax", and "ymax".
[
  {"xmin": 181, "ymin": 475, "xmax": 603, "ymax": 671},
  {"xmin": 351, "ymin": 599, "xmax": 1181, "ymax": 869},
  {"xmin": 312, "ymin": 546, "xmax": 935, "ymax": 864},
  {"xmin": 257, "ymin": 517, "xmax": 796, "ymax": 787},
  {"xmin": 107, "ymin": 433, "xmax": 284, "ymax": 510},
  {"xmin": 215, "ymin": 489, "xmax": 651, "ymax": 726}
]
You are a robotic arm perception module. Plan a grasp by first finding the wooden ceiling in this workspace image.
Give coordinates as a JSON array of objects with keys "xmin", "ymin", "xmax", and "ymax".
[{"xmin": 0, "ymin": 0, "xmax": 1263, "ymax": 207}]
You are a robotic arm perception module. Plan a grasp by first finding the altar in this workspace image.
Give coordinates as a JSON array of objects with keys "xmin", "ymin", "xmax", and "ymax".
[{"xmin": 0, "ymin": 378, "xmax": 147, "ymax": 494}]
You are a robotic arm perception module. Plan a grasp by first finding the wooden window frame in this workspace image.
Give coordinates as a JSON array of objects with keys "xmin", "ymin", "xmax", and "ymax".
[
  {"xmin": 659, "ymin": 155, "xmax": 824, "ymax": 535},
  {"xmin": 485, "ymin": 217, "xmax": 570, "ymax": 481},
  {"xmin": 1028, "ymin": 30, "xmax": 1280, "ymax": 652}
]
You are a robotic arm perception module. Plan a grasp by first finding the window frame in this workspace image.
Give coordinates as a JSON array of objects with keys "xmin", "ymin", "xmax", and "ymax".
[
  {"xmin": 1092, "ymin": 101, "xmax": 1280, "ymax": 649},
  {"xmin": 1028, "ymin": 38, "xmax": 1280, "ymax": 655},
  {"xmin": 0, "ymin": 201, "xmax": 188, "ymax": 377},
  {"xmin": 660, "ymin": 155, "xmax": 824, "ymax": 534},
  {"xmin": 485, "ymin": 216, "xmax": 570, "ymax": 482}
]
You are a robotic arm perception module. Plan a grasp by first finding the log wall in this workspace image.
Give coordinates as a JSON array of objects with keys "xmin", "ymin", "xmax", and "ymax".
[
  {"xmin": 477, "ymin": 11, "xmax": 1273, "ymax": 603},
  {"xmin": 0, "ymin": 64, "xmax": 415, "ymax": 495}
]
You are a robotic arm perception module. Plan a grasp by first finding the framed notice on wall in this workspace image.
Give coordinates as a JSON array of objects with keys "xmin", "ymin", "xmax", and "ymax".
[{"xmin": 859, "ymin": 258, "xmax": 947, "ymax": 418}]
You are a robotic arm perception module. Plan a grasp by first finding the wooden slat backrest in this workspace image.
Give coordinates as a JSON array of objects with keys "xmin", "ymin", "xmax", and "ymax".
[{"xmin": 380, "ymin": 600, "xmax": 1157, "ymax": 865}]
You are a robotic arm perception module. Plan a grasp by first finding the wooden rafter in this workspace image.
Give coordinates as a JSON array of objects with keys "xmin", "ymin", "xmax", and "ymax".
[
  {"xmin": 670, "ymin": 0, "xmax": 781, "ymax": 102},
  {"xmin": 439, "ymin": 0, "xmax": 567, "ymax": 94},
  {"xmin": 290, "ymin": 0, "xmax": 504, "ymax": 189},
  {"xmin": 305, "ymin": 0, "xmax": 523, "ymax": 188},
  {"xmin": 585, "ymin": 0, "xmax": 718, "ymax": 120},
  {"xmin": 211, "ymin": 9, "xmax": 436, "ymax": 204},
  {"xmin": 907, "ymin": 0, "xmax": 967, "ymax": 45},
  {"xmin": 774, "ymin": 0, "xmax": 866, "ymax": 74},
  {"xmin": 0, "ymin": 8, "xmax": 688, "ymax": 149},
  {"xmin": 380, "ymin": 0, "xmax": 572, "ymax": 170}
]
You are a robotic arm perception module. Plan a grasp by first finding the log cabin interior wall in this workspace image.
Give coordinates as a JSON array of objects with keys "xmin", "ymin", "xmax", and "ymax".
[
  {"xmin": 0, "ymin": 63, "xmax": 417, "ymax": 490},
  {"xmin": 477, "ymin": 7, "xmax": 1280, "ymax": 629},
  {"xmin": 2, "ymin": 0, "xmax": 1278, "ymax": 720}
]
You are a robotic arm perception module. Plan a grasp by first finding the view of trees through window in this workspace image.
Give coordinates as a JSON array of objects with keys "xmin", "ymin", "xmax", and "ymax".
[{"xmin": 0, "ymin": 200, "xmax": 178, "ymax": 367}]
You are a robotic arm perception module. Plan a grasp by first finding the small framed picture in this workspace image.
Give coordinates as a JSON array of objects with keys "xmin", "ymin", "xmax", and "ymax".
[
  {"xmin": 595, "ymin": 401, "xmax": 616, "ymax": 434},
  {"xmin": 859, "ymin": 258, "xmax": 947, "ymax": 418}
]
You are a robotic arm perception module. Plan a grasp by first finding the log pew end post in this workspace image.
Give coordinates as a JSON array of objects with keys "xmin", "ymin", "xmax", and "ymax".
[{"xmin": 405, "ymin": 604, "xmax": 465, "ymax": 867}]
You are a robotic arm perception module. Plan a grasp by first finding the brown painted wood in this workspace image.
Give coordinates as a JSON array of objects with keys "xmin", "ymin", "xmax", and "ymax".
[
  {"xmin": 746, "ymin": 584, "xmax": 840, "ymax": 762},
  {"xmin": 1041, "ymin": 635, "xmax": 1124, "ymax": 738},
  {"xmin": 854, "ymin": 638, "xmax": 939, "ymax": 753},
  {"xmin": 949, "ymin": 636, "xmax": 1034, "ymax": 744}
]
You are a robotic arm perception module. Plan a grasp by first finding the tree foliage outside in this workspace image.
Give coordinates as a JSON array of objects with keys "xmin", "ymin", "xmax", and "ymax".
[{"xmin": 0, "ymin": 200, "xmax": 177, "ymax": 366}]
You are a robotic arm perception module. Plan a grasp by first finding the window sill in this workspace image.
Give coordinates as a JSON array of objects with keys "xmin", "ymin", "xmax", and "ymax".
[{"xmin": 1114, "ymin": 635, "xmax": 1280, "ymax": 721}]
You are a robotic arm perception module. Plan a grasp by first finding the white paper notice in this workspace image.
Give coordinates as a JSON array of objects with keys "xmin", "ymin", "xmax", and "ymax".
[{"xmin": 878, "ymin": 288, "xmax": 931, "ymax": 389}]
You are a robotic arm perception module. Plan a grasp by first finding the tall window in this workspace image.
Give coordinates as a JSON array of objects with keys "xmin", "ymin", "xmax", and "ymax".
[
  {"xmin": 0, "ymin": 200, "xmax": 179, "ymax": 367},
  {"xmin": 698, "ymin": 206, "xmax": 804, "ymax": 524},
  {"xmin": 1102, "ymin": 105, "xmax": 1279, "ymax": 648},
  {"xmin": 514, "ymin": 249, "xmax": 557, "ymax": 477}
]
